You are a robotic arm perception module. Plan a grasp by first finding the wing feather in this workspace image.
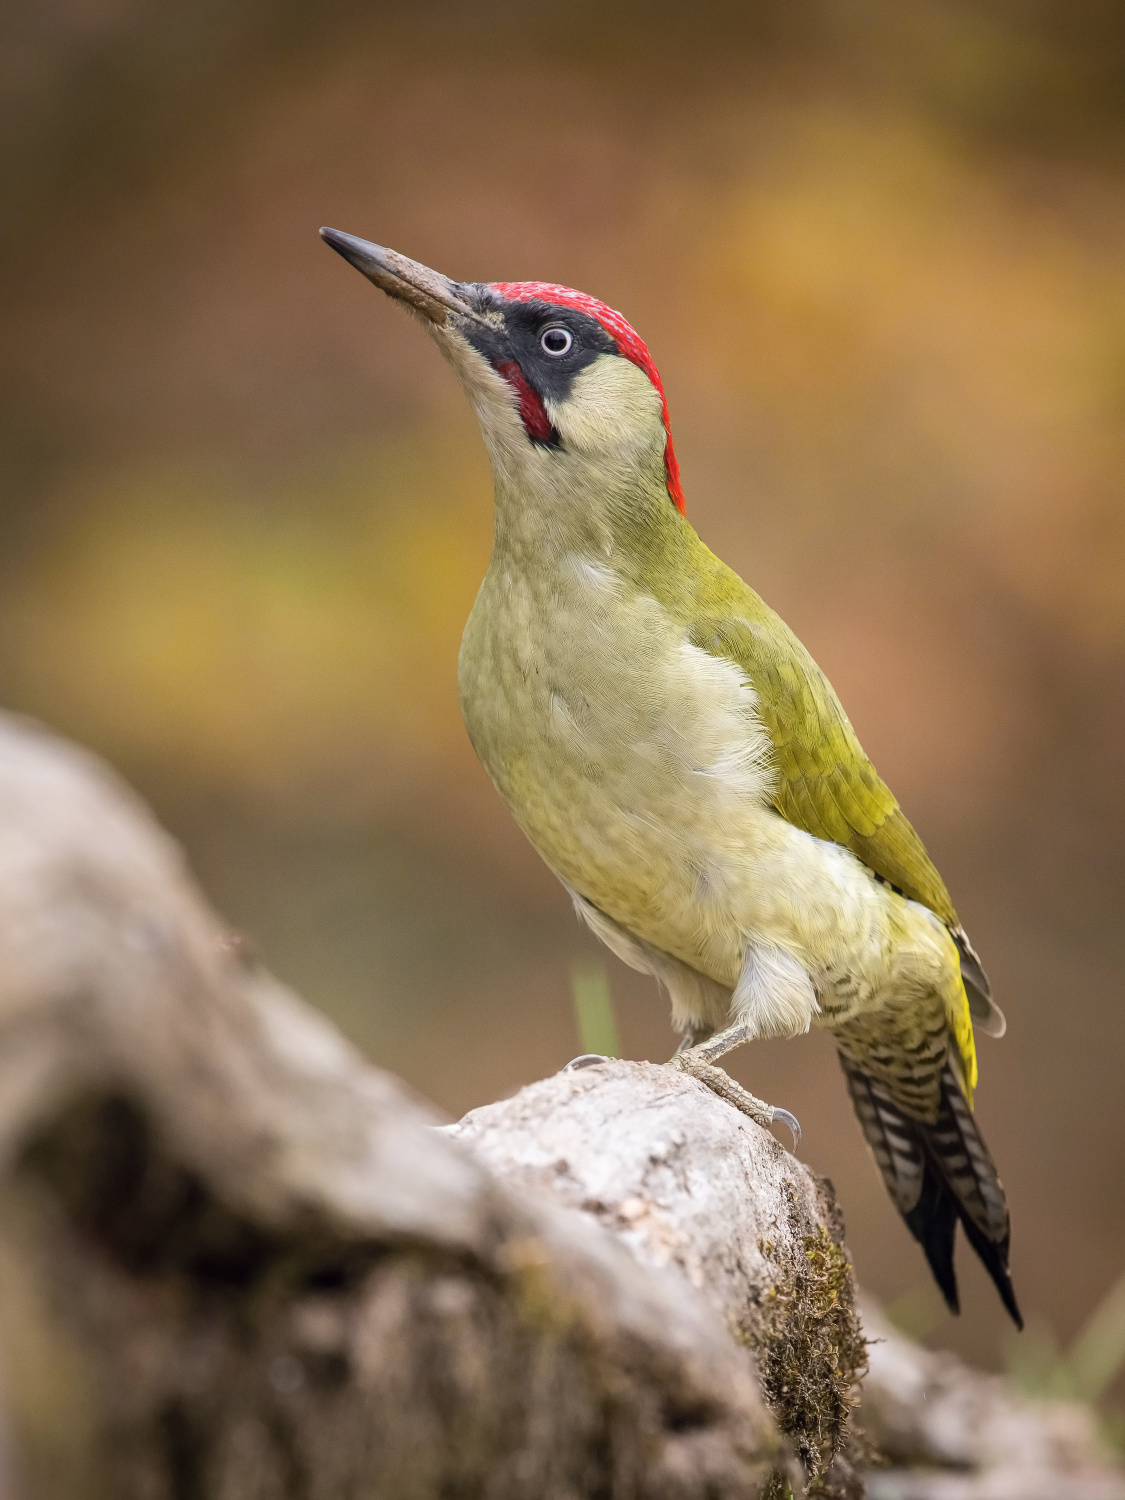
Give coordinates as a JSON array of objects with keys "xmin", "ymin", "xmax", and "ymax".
[{"xmin": 687, "ymin": 613, "xmax": 958, "ymax": 926}]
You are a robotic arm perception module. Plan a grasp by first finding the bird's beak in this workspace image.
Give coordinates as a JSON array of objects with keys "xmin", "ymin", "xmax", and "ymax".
[{"xmin": 319, "ymin": 227, "xmax": 486, "ymax": 326}]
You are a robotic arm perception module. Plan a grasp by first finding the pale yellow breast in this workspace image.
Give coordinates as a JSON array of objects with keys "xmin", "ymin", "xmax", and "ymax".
[{"xmin": 458, "ymin": 549, "xmax": 782, "ymax": 981}]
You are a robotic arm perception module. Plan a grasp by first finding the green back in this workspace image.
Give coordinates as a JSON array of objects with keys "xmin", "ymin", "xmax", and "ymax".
[{"xmin": 613, "ymin": 503, "xmax": 959, "ymax": 929}]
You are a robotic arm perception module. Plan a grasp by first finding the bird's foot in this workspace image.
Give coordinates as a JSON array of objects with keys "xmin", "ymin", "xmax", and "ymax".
[{"xmin": 667, "ymin": 1052, "xmax": 802, "ymax": 1147}]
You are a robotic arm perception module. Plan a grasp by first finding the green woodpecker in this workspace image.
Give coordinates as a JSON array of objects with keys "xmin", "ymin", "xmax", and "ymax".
[{"xmin": 320, "ymin": 227, "xmax": 1020, "ymax": 1327}]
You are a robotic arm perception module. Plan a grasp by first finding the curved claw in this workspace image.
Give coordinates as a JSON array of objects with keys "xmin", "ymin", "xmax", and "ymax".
[
  {"xmin": 564, "ymin": 1053, "xmax": 611, "ymax": 1072},
  {"xmin": 770, "ymin": 1107, "xmax": 802, "ymax": 1149}
]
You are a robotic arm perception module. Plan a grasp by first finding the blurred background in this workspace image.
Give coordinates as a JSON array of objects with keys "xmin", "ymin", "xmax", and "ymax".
[{"xmin": 2, "ymin": 0, "xmax": 1125, "ymax": 1486}]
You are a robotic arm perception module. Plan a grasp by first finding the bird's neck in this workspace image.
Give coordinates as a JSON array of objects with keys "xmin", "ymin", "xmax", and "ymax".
[{"xmin": 487, "ymin": 446, "xmax": 685, "ymax": 584}]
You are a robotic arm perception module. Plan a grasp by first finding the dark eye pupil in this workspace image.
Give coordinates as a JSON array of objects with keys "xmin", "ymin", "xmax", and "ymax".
[{"xmin": 542, "ymin": 327, "xmax": 571, "ymax": 355}]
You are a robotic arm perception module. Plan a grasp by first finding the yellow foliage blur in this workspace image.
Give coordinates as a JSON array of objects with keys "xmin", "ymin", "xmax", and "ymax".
[{"xmin": 1, "ymin": 435, "xmax": 492, "ymax": 806}]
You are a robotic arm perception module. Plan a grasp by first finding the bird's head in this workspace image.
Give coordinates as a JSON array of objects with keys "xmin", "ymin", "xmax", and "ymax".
[{"xmin": 320, "ymin": 228, "xmax": 685, "ymax": 542}]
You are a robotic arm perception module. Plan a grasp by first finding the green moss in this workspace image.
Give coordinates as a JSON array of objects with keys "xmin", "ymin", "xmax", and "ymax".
[
  {"xmin": 745, "ymin": 1225, "xmax": 869, "ymax": 1496},
  {"xmin": 759, "ymin": 1471, "xmax": 795, "ymax": 1500}
]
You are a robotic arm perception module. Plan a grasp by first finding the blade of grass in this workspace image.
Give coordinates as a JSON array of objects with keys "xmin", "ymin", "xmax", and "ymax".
[
  {"xmin": 571, "ymin": 962, "xmax": 620, "ymax": 1059},
  {"xmin": 1067, "ymin": 1268, "xmax": 1125, "ymax": 1403}
]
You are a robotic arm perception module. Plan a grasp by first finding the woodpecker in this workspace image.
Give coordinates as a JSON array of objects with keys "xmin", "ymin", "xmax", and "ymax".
[{"xmin": 320, "ymin": 226, "xmax": 1020, "ymax": 1327}]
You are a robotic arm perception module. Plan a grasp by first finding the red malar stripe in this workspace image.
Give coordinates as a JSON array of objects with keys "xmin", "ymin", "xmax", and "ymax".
[{"xmin": 496, "ymin": 360, "xmax": 555, "ymax": 443}]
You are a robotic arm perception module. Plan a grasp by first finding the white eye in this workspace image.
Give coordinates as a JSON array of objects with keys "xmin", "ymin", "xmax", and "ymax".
[{"xmin": 540, "ymin": 326, "xmax": 573, "ymax": 357}]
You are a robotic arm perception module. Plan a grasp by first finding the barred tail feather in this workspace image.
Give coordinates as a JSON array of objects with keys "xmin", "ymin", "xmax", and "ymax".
[{"xmin": 839, "ymin": 1053, "xmax": 1022, "ymax": 1328}]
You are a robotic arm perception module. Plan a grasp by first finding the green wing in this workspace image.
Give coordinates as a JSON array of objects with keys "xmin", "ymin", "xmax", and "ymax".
[{"xmin": 687, "ymin": 613, "xmax": 959, "ymax": 928}]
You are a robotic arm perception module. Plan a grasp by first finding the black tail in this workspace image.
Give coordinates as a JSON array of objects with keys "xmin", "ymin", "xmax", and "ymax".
[{"xmin": 839, "ymin": 1054, "xmax": 1022, "ymax": 1328}]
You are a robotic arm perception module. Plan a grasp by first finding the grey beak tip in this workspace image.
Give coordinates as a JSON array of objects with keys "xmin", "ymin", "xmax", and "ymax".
[
  {"xmin": 319, "ymin": 226, "xmax": 357, "ymax": 257},
  {"xmin": 319, "ymin": 226, "xmax": 388, "ymax": 280}
]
